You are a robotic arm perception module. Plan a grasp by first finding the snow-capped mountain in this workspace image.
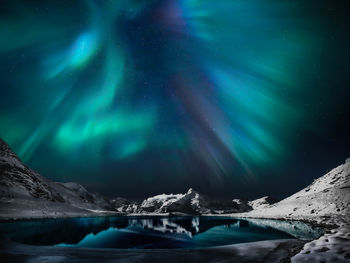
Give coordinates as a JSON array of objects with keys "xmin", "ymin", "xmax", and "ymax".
[
  {"xmin": 0, "ymin": 139, "xmax": 114, "ymax": 218},
  {"xmin": 0, "ymin": 138, "xmax": 282, "ymax": 217},
  {"xmin": 124, "ymin": 188, "xmax": 253, "ymax": 215},
  {"xmin": 110, "ymin": 197, "xmax": 141, "ymax": 213},
  {"xmin": 247, "ymin": 196, "xmax": 279, "ymax": 210},
  {"xmin": 241, "ymin": 159, "xmax": 350, "ymax": 263},
  {"xmin": 245, "ymin": 158, "xmax": 350, "ymax": 224},
  {"xmin": 140, "ymin": 192, "xmax": 185, "ymax": 213},
  {"xmin": 0, "ymin": 139, "xmax": 64, "ymax": 202},
  {"xmin": 231, "ymin": 198, "xmax": 252, "ymax": 212}
]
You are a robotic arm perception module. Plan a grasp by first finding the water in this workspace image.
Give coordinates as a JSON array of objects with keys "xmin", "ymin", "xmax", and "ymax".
[{"xmin": 0, "ymin": 216, "xmax": 323, "ymax": 249}]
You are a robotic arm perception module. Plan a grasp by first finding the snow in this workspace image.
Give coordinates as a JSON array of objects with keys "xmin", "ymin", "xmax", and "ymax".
[
  {"xmin": 292, "ymin": 226, "xmax": 350, "ymax": 262},
  {"xmin": 140, "ymin": 193, "xmax": 185, "ymax": 212},
  {"xmin": 232, "ymin": 158, "xmax": 350, "ymax": 263},
  {"xmin": 231, "ymin": 199, "xmax": 252, "ymax": 212},
  {"xmin": 128, "ymin": 188, "xmax": 252, "ymax": 215},
  {"xmin": 0, "ymin": 139, "xmax": 117, "ymax": 220},
  {"xmin": 236, "ymin": 159, "xmax": 350, "ymax": 225},
  {"xmin": 248, "ymin": 196, "xmax": 278, "ymax": 210},
  {"xmin": 0, "ymin": 139, "xmax": 26, "ymax": 171}
]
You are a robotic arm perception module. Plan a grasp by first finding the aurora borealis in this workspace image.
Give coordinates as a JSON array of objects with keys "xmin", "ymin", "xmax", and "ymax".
[{"xmin": 1, "ymin": 0, "xmax": 349, "ymax": 198}]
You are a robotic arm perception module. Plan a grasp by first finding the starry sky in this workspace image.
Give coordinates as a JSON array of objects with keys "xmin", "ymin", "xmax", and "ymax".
[{"xmin": 0, "ymin": 0, "xmax": 349, "ymax": 200}]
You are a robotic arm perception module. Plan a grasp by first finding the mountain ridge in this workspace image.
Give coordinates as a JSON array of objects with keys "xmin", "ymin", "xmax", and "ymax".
[
  {"xmin": 1, "ymin": 138, "xmax": 349, "ymax": 223},
  {"xmin": 0, "ymin": 139, "xmax": 115, "ymax": 218}
]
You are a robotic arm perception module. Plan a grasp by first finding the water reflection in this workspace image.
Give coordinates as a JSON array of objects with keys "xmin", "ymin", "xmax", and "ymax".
[{"xmin": 0, "ymin": 216, "xmax": 323, "ymax": 249}]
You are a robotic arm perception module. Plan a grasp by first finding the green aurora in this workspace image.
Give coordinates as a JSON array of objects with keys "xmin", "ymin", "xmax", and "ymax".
[{"xmin": 0, "ymin": 0, "xmax": 349, "ymax": 198}]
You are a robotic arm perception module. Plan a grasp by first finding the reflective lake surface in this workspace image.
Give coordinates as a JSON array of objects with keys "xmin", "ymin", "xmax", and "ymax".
[{"xmin": 0, "ymin": 216, "xmax": 324, "ymax": 249}]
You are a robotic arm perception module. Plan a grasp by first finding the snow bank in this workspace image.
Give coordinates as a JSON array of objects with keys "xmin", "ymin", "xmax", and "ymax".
[{"xmin": 234, "ymin": 158, "xmax": 350, "ymax": 263}]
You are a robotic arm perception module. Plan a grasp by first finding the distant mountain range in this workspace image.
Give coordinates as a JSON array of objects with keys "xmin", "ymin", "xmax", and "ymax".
[
  {"xmin": 114, "ymin": 188, "xmax": 278, "ymax": 215},
  {"xmin": 2, "ymin": 138, "xmax": 349, "ymax": 221},
  {"xmin": 0, "ymin": 138, "xmax": 279, "ymax": 218}
]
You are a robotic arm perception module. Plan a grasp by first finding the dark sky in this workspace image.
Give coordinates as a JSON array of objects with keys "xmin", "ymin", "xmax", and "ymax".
[{"xmin": 0, "ymin": 0, "xmax": 349, "ymax": 200}]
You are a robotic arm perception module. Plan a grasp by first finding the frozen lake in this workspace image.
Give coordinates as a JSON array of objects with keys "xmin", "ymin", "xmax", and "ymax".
[{"xmin": 0, "ymin": 216, "xmax": 323, "ymax": 249}]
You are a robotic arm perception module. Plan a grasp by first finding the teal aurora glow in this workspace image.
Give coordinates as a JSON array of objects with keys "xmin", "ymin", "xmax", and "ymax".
[{"xmin": 0, "ymin": 0, "xmax": 349, "ymax": 198}]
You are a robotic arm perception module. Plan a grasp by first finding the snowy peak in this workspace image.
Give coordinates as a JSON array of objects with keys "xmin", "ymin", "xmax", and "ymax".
[
  {"xmin": 0, "ymin": 138, "xmax": 113, "ymax": 212},
  {"xmin": 186, "ymin": 188, "xmax": 196, "ymax": 195},
  {"xmin": 0, "ymin": 139, "xmax": 27, "ymax": 172},
  {"xmin": 285, "ymin": 159, "xmax": 350, "ymax": 201},
  {"xmin": 166, "ymin": 188, "xmax": 207, "ymax": 214},
  {"xmin": 248, "ymin": 196, "xmax": 278, "ymax": 210},
  {"xmin": 140, "ymin": 192, "xmax": 185, "ymax": 213},
  {"xmin": 246, "ymin": 158, "xmax": 350, "ymax": 224},
  {"xmin": 0, "ymin": 139, "xmax": 64, "ymax": 202},
  {"xmin": 126, "ymin": 188, "xmax": 252, "ymax": 215},
  {"xmin": 137, "ymin": 189, "xmax": 201, "ymax": 214},
  {"xmin": 231, "ymin": 199, "xmax": 252, "ymax": 212}
]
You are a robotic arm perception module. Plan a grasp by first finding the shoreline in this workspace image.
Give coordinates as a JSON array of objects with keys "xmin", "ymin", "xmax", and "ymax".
[
  {"xmin": 0, "ymin": 210, "xmax": 337, "ymax": 230},
  {"xmin": 0, "ymin": 211, "xmax": 336, "ymax": 229}
]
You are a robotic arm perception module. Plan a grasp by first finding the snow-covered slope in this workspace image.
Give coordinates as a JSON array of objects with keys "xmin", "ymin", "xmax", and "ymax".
[
  {"xmin": 238, "ymin": 158, "xmax": 350, "ymax": 263},
  {"xmin": 244, "ymin": 159, "xmax": 350, "ymax": 224},
  {"xmin": 0, "ymin": 139, "xmax": 114, "ymax": 219},
  {"xmin": 0, "ymin": 139, "xmax": 64, "ymax": 202},
  {"xmin": 248, "ymin": 196, "xmax": 278, "ymax": 210},
  {"xmin": 50, "ymin": 182, "xmax": 114, "ymax": 210}
]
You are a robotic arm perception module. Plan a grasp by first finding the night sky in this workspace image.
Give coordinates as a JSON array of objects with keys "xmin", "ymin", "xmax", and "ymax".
[{"xmin": 0, "ymin": 0, "xmax": 349, "ymax": 200}]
